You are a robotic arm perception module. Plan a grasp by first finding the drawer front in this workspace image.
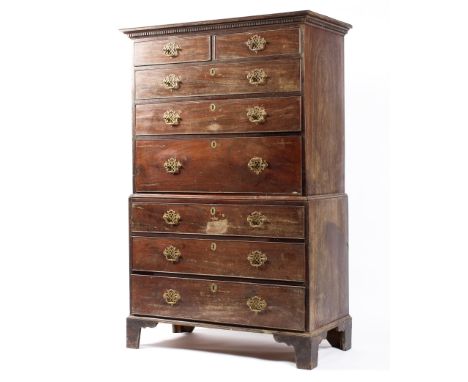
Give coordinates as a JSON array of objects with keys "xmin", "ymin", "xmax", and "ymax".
[
  {"xmin": 135, "ymin": 136, "xmax": 302, "ymax": 194},
  {"xmin": 135, "ymin": 59, "xmax": 300, "ymax": 99},
  {"xmin": 132, "ymin": 237, "xmax": 305, "ymax": 281},
  {"xmin": 215, "ymin": 28, "xmax": 300, "ymax": 59},
  {"xmin": 131, "ymin": 275, "xmax": 305, "ymax": 331},
  {"xmin": 135, "ymin": 96, "xmax": 301, "ymax": 135},
  {"xmin": 131, "ymin": 202, "xmax": 305, "ymax": 239},
  {"xmin": 134, "ymin": 35, "xmax": 211, "ymax": 66}
]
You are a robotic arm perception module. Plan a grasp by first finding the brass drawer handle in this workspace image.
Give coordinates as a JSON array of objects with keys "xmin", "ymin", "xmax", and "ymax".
[
  {"xmin": 247, "ymin": 296, "xmax": 267, "ymax": 313},
  {"xmin": 163, "ymin": 245, "xmax": 181, "ymax": 263},
  {"xmin": 247, "ymin": 68, "xmax": 267, "ymax": 85},
  {"xmin": 163, "ymin": 209, "xmax": 181, "ymax": 225},
  {"xmin": 246, "ymin": 34, "xmax": 267, "ymax": 52},
  {"xmin": 246, "ymin": 106, "xmax": 267, "ymax": 124},
  {"xmin": 247, "ymin": 250, "xmax": 268, "ymax": 267},
  {"xmin": 163, "ymin": 289, "xmax": 181, "ymax": 306},
  {"xmin": 162, "ymin": 73, "xmax": 182, "ymax": 90},
  {"xmin": 247, "ymin": 211, "xmax": 267, "ymax": 228},
  {"xmin": 248, "ymin": 157, "xmax": 268, "ymax": 175},
  {"xmin": 164, "ymin": 157, "xmax": 182, "ymax": 174},
  {"xmin": 163, "ymin": 110, "xmax": 181, "ymax": 126},
  {"xmin": 162, "ymin": 41, "xmax": 181, "ymax": 57}
]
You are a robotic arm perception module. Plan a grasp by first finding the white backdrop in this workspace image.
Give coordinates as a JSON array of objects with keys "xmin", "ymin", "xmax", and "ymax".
[{"xmin": 0, "ymin": 0, "xmax": 466, "ymax": 380}]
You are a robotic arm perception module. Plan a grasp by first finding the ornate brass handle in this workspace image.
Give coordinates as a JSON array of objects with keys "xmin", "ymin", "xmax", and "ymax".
[
  {"xmin": 247, "ymin": 250, "xmax": 268, "ymax": 267},
  {"xmin": 163, "ymin": 110, "xmax": 181, "ymax": 126},
  {"xmin": 248, "ymin": 157, "xmax": 268, "ymax": 175},
  {"xmin": 246, "ymin": 34, "xmax": 267, "ymax": 52},
  {"xmin": 162, "ymin": 42, "xmax": 181, "ymax": 57},
  {"xmin": 163, "ymin": 209, "xmax": 181, "ymax": 225},
  {"xmin": 163, "ymin": 289, "xmax": 181, "ymax": 305},
  {"xmin": 247, "ymin": 296, "xmax": 267, "ymax": 313},
  {"xmin": 246, "ymin": 106, "xmax": 267, "ymax": 124},
  {"xmin": 163, "ymin": 245, "xmax": 181, "ymax": 263},
  {"xmin": 247, "ymin": 211, "xmax": 267, "ymax": 228},
  {"xmin": 164, "ymin": 157, "xmax": 182, "ymax": 174},
  {"xmin": 247, "ymin": 69, "xmax": 267, "ymax": 85},
  {"xmin": 162, "ymin": 73, "xmax": 181, "ymax": 90}
]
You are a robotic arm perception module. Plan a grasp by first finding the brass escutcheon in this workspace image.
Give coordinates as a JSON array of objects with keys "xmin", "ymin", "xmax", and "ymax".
[
  {"xmin": 247, "ymin": 211, "xmax": 267, "ymax": 228},
  {"xmin": 162, "ymin": 41, "xmax": 182, "ymax": 57},
  {"xmin": 248, "ymin": 157, "xmax": 268, "ymax": 175},
  {"xmin": 247, "ymin": 250, "xmax": 268, "ymax": 267},
  {"xmin": 246, "ymin": 296, "xmax": 267, "ymax": 313},
  {"xmin": 209, "ymin": 103, "xmax": 216, "ymax": 111},
  {"xmin": 209, "ymin": 67, "xmax": 216, "ymax": 76},
  {"xmin": 246, "ymin": 68, "xmax": 267, "ymax": 85},
  {"xmin": 163, "ymin": 209, "xmax": 181, "ymax": 226},
  {"xmin": 163, "ymin": 289, "xmax": 181, "ymax": 306},
  {"xmin": 210, "ymin": 140, "xmax": 217, "ymax": 149},
  {"xmin": 246, "ymin": 106, "xmax": 267, "ymax": 124},
  {"xmin": 210, "ymin": 283, "xmax": 218, "ymax": 293},
  {"xmin": 163, "ymin": 245, "xmax": 181, "ymax": 263},
  {"xmin": 162, "ymin": 73, "xmax": 182, "ymax": 90},
  {"xmin": 163, "ymin": 109, "xmax": 181, "ymax": 126},
  {"xmin": 164, "ymin": 157, "xmax": 182, "ymax": 174},
  {"xmin": 210, "ymin": 242, "xmax": 217, "ymax": 251},
  {"xmin": 246, "ymin": 34, "xmax": 267, "ymax": 53},
  {"xmin": 210, "ymin": 207, "xmax": 216, "ymax": 215}
]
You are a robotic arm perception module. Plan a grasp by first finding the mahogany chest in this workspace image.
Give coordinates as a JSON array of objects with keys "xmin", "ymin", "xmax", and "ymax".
[{"xmin": 122, "ymin": 10, "xmax": 352, "ymax": 369}]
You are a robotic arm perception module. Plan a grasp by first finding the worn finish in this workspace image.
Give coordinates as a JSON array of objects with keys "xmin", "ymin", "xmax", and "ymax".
[
  {"xmin": 135, "ymin": 59, "xmax": 300, "ymax": 99},
  {"xmin": 131, "ymin": 201, "xmax": 305, "ymax": 239},
  {"xmin": 274, "ymin": 332, "xmax": 325, "ymax": 369},
  {"xmin": 134, "ymin": 136, "xmax": 302, "ymax": 194},
  {"xmin": 123, "ymin": 10, "xmax": 352, "ymax": 370},
  {"xmin": 126, "ymin": 316, "xmax": 158, "ymax": 348},
  {"xmin": 308, "ymin": 195, "xmax": 349, "ymax": 330},
  {"xmin": 215, "ymin": 28, "xmax": 300, "ymax": 59},
  {"xmin": 131, "ymin": 274, "xmax": 305, "ymax": 331},
  {"xmin": 132, "ymin": 236, "xmax": 305, "ymax": 281},
  {"xmin": 134, "ymin": 35, "xmax": 211, "ymax": 65},
  {"xmin": 303, "ymin": 24, "xmax": 345, "ymax": 195},
  {"xmin": 135, "ymin": 96, "xmax": 301, "ymax": 135}
]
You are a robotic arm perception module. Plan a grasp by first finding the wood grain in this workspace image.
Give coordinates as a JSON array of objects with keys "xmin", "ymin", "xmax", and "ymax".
[
  {"xmin": 215, "ymin": 28, "xmax": 299, "ymax": 59},
  {"xmin": 134, "ymin": 136, "xmax": 302, "ymax": 194},
  {"xmin": 308, "ymin": 195, "xmax": 349, "ymax": 330},
  {"xmin": 135, "ymin": 96, "xmax": 301, "ymax": 135},
  {"xmin": 130, "ymin": 200, "xmax": 305, "ymax": 239},
  {"xmin": 303, "ymin": 24, "xmax": 345, "ymax": 195},
  {"xmin": 135, "ymin": 59, "xmax": 300, "ymax": 99},
  {"xmin": 134, "ymin": 35, "xmax": 210, "ymax": 66},
  {"xmin": 132, "ymin": 236, "xmax": 305, "ymax": 281},
  {"xmin": 131, "ymin": 274, "xmax": 305, "ymax": 331}
]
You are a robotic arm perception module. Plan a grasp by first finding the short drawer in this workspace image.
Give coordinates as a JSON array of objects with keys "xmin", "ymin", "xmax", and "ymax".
[
  {"xmin": 135, "ymin": 96, "xmax": 301, "ymax": 135},
  {"xmin": 134, "ymin": 35, "xmax": 210, "ymax": 66},
  {"xmin": 131, "ymin": 201, "xmax": 305, "ymax": 239},
  {"xmin": 135, "ymin": 59, "xmax": 300, "ymax": 99},
  {"xmin": 132, "ymin": 237, "xmax": 305, "ymax": 282},
  {"xmin": 131, "ymin": 275, "xmax": 305, "ymax": 331},
  {"xmin": 135, "ymin": 136, "xmax": 302, "ymax": 194},
  {"xmin": 215, "ymin": 28, "xmax": 300, "ymax": 59}
]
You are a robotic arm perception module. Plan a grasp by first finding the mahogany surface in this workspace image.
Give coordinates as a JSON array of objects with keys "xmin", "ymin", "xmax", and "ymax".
[{"xmin": 123, "ymin": 10, "xmax": 352, "ymax": 370}]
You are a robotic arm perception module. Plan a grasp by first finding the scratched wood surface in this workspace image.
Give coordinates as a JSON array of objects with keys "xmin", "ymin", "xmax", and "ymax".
[
  {"xmin": 130, "ymin": 201, "xmax": 305, "ymax": 239},
  {"xmin": 135, "ymin": 96, "xmax": 301, "ymax": 135},
  {"xmin": 132, "ymin": 236, "xmax": 305, "ymax": 281},
  {"xmin": 134, "ymin": 34, "xmax": 211, "ymax": 66},
  {"xmin": 134, "ymin": 136, "xmax": 302, "ymax": 194},
  {"xmin": 135, "ymin": 58, "xmax": 300, "ymax": 99},
  {"xmin": 131, "ymin": 274, "xmax": 305, "ymax": 331},
  {"xmin": 214, "ymin": 28, "xmax": 300, "ymax": 59}
]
